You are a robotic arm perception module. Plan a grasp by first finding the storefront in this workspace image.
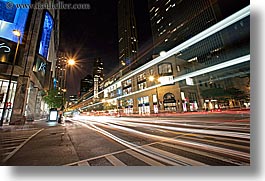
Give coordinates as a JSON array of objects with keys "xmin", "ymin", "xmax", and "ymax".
[
  {"xmin": 163, "ymin": 93, "xmax": 177, "ymax": 112},
  {"xmin": 138, "ymin": 96, "xmax": 150, "ymax": 114},
  {"xmin": 0, "ymin": 79, "xmax": 17, "ymax": 123}
]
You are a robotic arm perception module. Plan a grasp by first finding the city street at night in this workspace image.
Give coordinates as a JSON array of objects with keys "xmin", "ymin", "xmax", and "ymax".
[
  {"xmin": 0, "ymin": 0, "xmax": 252, "ymax": 170},
  {"xmin": 1, "ymin": 111, "xmax": 250, "ymax": 166}
]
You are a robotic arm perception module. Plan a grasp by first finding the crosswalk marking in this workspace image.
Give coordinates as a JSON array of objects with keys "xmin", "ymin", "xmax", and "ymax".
[
  {"xmin": 105, "ymin": 155, "xmax": 126, "ymax": 166},
  {"xmin": 125, "ymin": 149, "xmax": 165, "ymax": 166},
  {"xmin": 159, "ymin": 142, "xmax": 244, "ymax": 165},
  {"xmin": 1, "ymin": 129, "xmax": 44, "ymax": 163},
  {"xmin": 178, "ymin": 136, "xmax": 249, "ymax": 152},
  {"xmin": 142, "ymin": 145, "xmax": 207, "ymax": 166},
  {"xmin": 77, "ymin": 161, "xmax": 90, "ymax": 166},
  {"xmin": 0, "ymin": 146, "xmax": 17, "ymax": 151}
]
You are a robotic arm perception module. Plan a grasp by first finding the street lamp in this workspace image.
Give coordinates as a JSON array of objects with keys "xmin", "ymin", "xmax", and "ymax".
[
  {"xmin": 62, "ymin": 58, "xmax": 76, "ymax": 110},
  {"xmin": 149, "ymin": 75, "xmax": 160, "ymax": 114},
  {"xmin": 0, "ymin": 30, "xmax": 21, "ymax": 126},
  {"xmin": 68, "ymin": 59, "xmax": 75, "ymax": 66}
]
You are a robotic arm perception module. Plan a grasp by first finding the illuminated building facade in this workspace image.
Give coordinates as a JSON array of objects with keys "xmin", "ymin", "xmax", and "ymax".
[{"xmin": 0, "ymin": 0, "xmax": 60, "ymax": 124}]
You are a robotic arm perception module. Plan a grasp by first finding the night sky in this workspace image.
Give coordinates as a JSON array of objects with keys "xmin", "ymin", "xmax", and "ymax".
[{"xmin": 60, "ymin": 0, "xmax": 152, "ymax": 96}]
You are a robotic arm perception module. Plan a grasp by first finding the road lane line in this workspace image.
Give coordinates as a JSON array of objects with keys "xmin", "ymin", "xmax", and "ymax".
[
  {"xmin": 73, "ymin": 120, "xmax": 182, "ymax": 166},
  {"xmin": 142, "ymin": 145, "xmax": 207, "ymax": 166},
  {"xmin": 72, "ymin": 119, "xmax": 249, "ymax": 166},
  {"xmin": 92, "ymin": 121, "xmax": 250, "ymax": 162},
  {"xmin": 177, "ymin": 136, "xmax": 249, "ymax": 152},
  {"xmin": 105, "ymin": 155, "xmax": 126, "ymax": 166},
  {"xmin": 2, "ymin": 129, "xmax": 44, "ymax": 163},
  {"xmin": 77, "ymin": 161, "xmax": 90, "ymax": 166},
  {"xmin": 125, "ymin": 150, "xmax": 165, "ymax": 166},
  {"xmin": 159, "ymin": 142, "xmax": 248, "ymax": 166}
]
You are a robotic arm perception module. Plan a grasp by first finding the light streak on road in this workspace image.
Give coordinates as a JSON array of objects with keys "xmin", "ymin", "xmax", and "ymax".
[
  {"xmin": 73, "ymin": 115, "xmax": 250, "ymax": 139},
  {"xmin": 70, "ymin": 114, "xmax": 250, "ymax": 166}
]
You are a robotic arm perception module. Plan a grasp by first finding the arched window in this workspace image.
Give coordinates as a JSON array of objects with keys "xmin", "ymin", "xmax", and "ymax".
[{"xmin": 163, "ymin": 93, "xmax": 177, "ymax": 112}]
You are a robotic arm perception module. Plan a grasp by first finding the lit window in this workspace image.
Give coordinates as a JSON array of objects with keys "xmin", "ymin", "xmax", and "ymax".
[
  {"xmin": 165, "ymin": 0, "xmax": 171, "ymax": 5},
  {"xmin": 158, "ymin": 63, "xmax": 173, "ymax": 76}
]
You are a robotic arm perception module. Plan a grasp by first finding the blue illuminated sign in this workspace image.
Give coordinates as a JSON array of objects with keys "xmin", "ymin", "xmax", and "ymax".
[
  {"xmin": 53, "ymin": 78, "xmax": 57, "ymax": 89},
  {"xmin": 38, "ymin": 11, "xmax": 54, "ymax": 58},
  {"xmin": 0, "ymin": 0, "xmax": 30, "ymax": 43}
]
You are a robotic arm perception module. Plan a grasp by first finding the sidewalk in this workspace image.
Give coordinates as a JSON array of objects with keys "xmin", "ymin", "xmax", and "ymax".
[
  {"xmin": 0, "ymin": 118, "xmax": 46, "ymax": 133},
  {"xmin": 1, "ymin": 119, "xmax": 80, "ymax": 166}
]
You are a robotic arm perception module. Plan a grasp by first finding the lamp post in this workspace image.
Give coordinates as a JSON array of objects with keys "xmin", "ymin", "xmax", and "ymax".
[
  {"xmin": 149, "ymin": 75, "xmax": 160, "ymax": 114},
  {"xmin": 62, "ymin": 58, "xmax": 75, "ymax": 111},
  {"xmin": 0, "ymin": 30, "xmax": 21, "ymax": 126}
]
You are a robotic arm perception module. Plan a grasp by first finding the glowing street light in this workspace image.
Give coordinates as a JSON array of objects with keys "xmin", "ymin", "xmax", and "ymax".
[
  {"xmin": 12, "ymin": 30, "xmax": 21, "ymax": 37},
  {"xmin": 159, "ymin": 51, "xmax": 167, "ymax": 57},
  {"xmin": 68, "ymin": 59, "xmax": 76, "ymax": 66},
  {"xmin": 62, "ymin": 58, "xmax": 76, "ymax": 111},
  {"xmin": 149, "ymin": 75, "xmax": 155, "ymax": 82}
]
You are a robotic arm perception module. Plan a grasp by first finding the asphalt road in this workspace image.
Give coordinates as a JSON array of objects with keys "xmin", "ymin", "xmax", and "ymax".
[
  {"xmin": 68, "ymin": 113, "xmax": 250, "ymax": 166},
  {"xmin": 1, "ymin": 113, "xmax": 250, "ymax": 166}
]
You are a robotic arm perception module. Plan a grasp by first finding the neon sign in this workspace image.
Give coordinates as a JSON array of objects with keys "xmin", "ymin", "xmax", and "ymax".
[{"xmin": 0, "ymin": 42, "xmax": 11, "ymax": 53}]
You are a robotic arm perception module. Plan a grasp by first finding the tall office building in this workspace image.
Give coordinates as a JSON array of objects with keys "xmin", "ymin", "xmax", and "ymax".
[
  {"xmin": 118, "ymin": 0, "xmax": 138, "ymax": 67},
  {"xmin": 55, "ymin": 52, "xmax": 67, "ymax": 91},
  {"xmin": 93, "ymin": 58, "xmax": 104, "ymax": 99},
  {"xmin": 93, "ymin": 57, "xmax": 104, "ymax": 82},
  {"xmin": 148, "ymin": 0, "xmax": 249, "ymax": 57},
  {"xmin": 148, "ymin": 0, "xmax": 250, "ymax": 111},
  {"xmin": 80, "ymin": 74, "xmax": 94, "ymax": 97}
]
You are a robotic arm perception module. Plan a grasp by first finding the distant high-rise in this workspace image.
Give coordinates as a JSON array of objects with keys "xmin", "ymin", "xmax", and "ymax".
[
  {"xmin": 55, "ymin": 52, "xmax": 67, "ymax": 91},
  {"xmin": 93, "ymin": 57, "xmax": 104, "ymax": 82},
  {"xmin": 93, "ymin": 58, "xmax": 104, "ymax": 99},
  {"xmin": 80, "ymin": 74, "xmax": 94, "ymax": 97},
  {"xmin": 118, "ymin": 0, "xmax": 138, "ymax": 67}
]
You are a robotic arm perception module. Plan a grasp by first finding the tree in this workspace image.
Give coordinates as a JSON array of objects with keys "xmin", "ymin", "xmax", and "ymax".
[
  {"xmin": 103, "ymin": 102, "xmax": 116, "ymax": 110},
  {"xmin": 43, "ymin": 89, "xmax": 64, "ymax": 109}
]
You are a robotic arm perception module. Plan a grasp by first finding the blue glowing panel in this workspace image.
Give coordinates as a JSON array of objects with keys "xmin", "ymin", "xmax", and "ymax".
[
  {"xmin": 38, "ymin": 12, "xmax": 54, "ymax": 59},
  {"xmin": 53, "ymin": 78, "xmax": 57, "ymax": 89},
  {"xmin": 0, "ymin": 1, "xmax": 17, "ymax": 23},
  {"xmin": 0, "ymin": 0, "xmax": 30, "ymax": 43}
]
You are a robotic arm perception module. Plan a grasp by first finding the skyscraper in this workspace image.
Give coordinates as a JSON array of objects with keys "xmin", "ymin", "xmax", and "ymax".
[
  {"xmin": 148, "ymin": 0, "xmax": 249, "ymax": 56},
  {"xmin": 148, "ymin": 0, "xmax": 250, "ymax": 111},
  {"xmin": 93, "ymin": 57, "xmax": 104, "ymax": 83},
  {"xmin": 80, "ymin": 74, "xmax": 94, "ymax": 97},
  {"xmin": 93, "ymin": 57, "xmax": 104, "ymax": 99},
  {"xmin": 118, "ymin": 0, "xmax": 138, "ymax": 67}
]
